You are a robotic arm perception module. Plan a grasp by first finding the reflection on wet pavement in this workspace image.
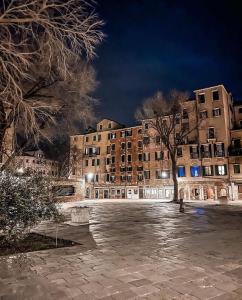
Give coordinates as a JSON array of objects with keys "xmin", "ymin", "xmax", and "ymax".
[{"xmin": 1, "ymin": 202, "xmax": 242, "ymax": 299}]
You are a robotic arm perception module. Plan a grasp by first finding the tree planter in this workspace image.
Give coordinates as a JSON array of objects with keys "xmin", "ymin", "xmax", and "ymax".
[{"xmin": 71, "ymin": 206, "xmax": 91, "ymax": 224}]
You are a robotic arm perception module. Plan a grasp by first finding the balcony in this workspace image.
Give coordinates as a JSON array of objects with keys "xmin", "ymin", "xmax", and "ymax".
[
  {"xmin": 190, "ymin": 153, "xmax": 199, "ymax": 159},
  {"xmin": 201, "ymin": 151, "xmax": 212, "ymax": 158},
  {"xmin": 228, "ymin": 146, "xmax": 242, "ymax": 157},
  {"xmin": 214, "ymin": 151, "xmax": 225, "ymax": 157}
]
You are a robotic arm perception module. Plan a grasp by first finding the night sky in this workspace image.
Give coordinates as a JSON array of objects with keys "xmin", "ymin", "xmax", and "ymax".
[{"xmin": 93, "ymin": 0, "xmax": 242, "ymax": 125}]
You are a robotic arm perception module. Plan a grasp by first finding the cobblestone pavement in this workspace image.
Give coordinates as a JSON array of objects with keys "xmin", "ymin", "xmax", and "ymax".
[{"xmin": 1, "ymin": 201, "xmax": 242, "ymax": 300}]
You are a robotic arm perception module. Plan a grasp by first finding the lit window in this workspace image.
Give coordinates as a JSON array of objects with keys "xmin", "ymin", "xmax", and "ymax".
[
  {"xmin": 215, "ymin": 165, "xmax": 227, "ymax": 176},
  {"xmin": 190, "ymin": 166, "xmax": 200, "ymax": 177},
  {"xmin": 178, "ymin": 166, "xmax": 185, "ymax": 177},
  {"xmin": 156, "ymin": 170, "xmax": 170, "ymax": 179},
  {"xmin": 202, "ymin": 166, "xmax": 213, "ymax": 176}
]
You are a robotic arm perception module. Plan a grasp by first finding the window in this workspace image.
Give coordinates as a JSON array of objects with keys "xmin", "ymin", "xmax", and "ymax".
[
  {"xmin": 106, "ymin": 174, "xmax": 110, "ymax": 182},
  {"xmin": 190, "ymin": 146, "xmax": 199, "ymax": 159},
  {"xmin": 110, "ymin": 133, "xmax": 116, "ymax": 139},
  {"xmin": 120, "ymin": 131, "xmax": 125, "ymax": 138},
  {"xmin": 213, "ymin": 90, "xmax": 219, "ymax": 101},
  {"xmin": 138, "ymin": 153, "xmax": 143, "ymax": 161},
  {"xmin": 213, "ymin": 108, "xmax": 221, "ymax": 117},
  {"xmin": 98, "ymin": 134, "xmax": 101, "ymax": 141},
  {"xmin": 240, "ymin": 121, "xmax": 242, "ymax": 128},
  {"xmin": 111, "ymin": 144, "xmax": 115, "ymax": 151},
  {"xmin": 198, "ymin": 93, "xmax": 205, "ymax": 103},
  {"xmin": 175, "ymin": 116, "xmax": 180, "ymax": 124},
  {"xmin": 120, "ymin": 166, "xmax": 126, "ymax": 172},
  {"xmin": 201, "ymin": 144, "xmax": 212, "ymax": 158},
  {"xmin": 108, "ymin": 123, "xmax": 112, "ymax": 128},
  {"xmin": 238, "ymin": 185, "xmax": 242, "ymax": 193},
  {"xmin": 107, "ymin": 146, "xmax": 110, "ymax": 154},
  {"xmin": 106, "ymin": 157, "xmax": 110, "ymax": 165},
  {"xmin": 127, "ymin": 154, "xmax": 132, "ymax": 162},
  {"xmin": 177, "ymin": 147, "xmax": 183, "ymax": 157},
  {"xmin": 233, "ymin": 139, "xmax": 241, "ymax": 148},
  {"xmin": 127, "ymin": 166, "xmax": 132, "ymax": 172},
  {"xmin": 93, "ymin": 135, "xmax": 96, "ymax": 141},
  {"xmin": 143, "ymin": 136, "xmax": 150, "ymax": 145},
  {"xmin": 215, "ymin": 165, "xmax": 227, "ymax": 176},
  {"xmin": 144, "ymin": 170, "xmax": 150, "ymax": 179},
  {"xmin": 85, "ymin": 160, "xmax": 88, "ymax": 167},
  {"xmin": 156, "ymin": 170, "xmax": 170, "ymax": 179},
  {"xmin": 110, "ymin": 175, "xmax": 115, "ymax": 182},
  {"xmin": 137, "ymin": 174, "xmax": 143, "ymax": 181},
  {"xmin": 137, "ymin": 166, "xmax": 143, "ymax": 171},
  {"xmin": 214, "ymin": 143, "xmax": 224, "ymax": 157},
  {"xmin": 120, "ymin": 175, "xmax": 126, "ymax": 182},
  {"xmin": 121, "ymin": 155, "xmax": 125, "ymax": 163},
  {"xmin": 125, "ymin": 130, "xmax": 132, "ymax": 137},
  {"xmin": 85, "ymin": 136, "xmax": 89, "ymax": 142},
  {"xmin": 190, "ymin": 166, "xmax": 200, "ymax": 177},
  {"xmin": 144, "ymin": 123, "xmax": 149, "ymax": 129},
  {"xmin": 127, "ymin": 175, "xmax": 132, "ymax": 182},
  {"xmin": 202, "ymin": 166, "xmax": 213, "ymax": 176},
  {"xmin": 96, "ymin": 159, "xmax": 100, "ymax": 166},
  {"xmin": 183, "ymin": 109, "xmax": 188, "ymax": 119},
  {"xmin": 234, "ymin": 164, "xmax": 240, "ymax": 174},
  {"xmin": 138, "ymin": 129, "xmax": 142, "ymax": 134},
  {"xmin": 155, "ymin": 151, "xmax": 163, "ymax": 160},
  {"xmin": 143, "ymin": 153, "xmax": 150, "ymax": 161},
  {"xmin": 92, "ymin": 159, "xmax": 95, "ymax": 166},
  {"xmin": 121, "ymin": 142, "xmax": 125, "ymax": 150},
  {"xmin": 239, "ymin": 107, "xmax": 242, "ymax": 114},
  {"xmin": 155, "ymin": 136, "xmax": 161, "ymax": 144},
  {"xmin": 208, "ymin": 127, "xmax": 215, "ymax": 139},
  {"xmin": 127, "ymin": 142, "xmax": 132, "ymax": 149},
  {"xmin": 138, "ymin": 141, "xmax": 142, "ymax": 148},
  {"xmin": 200, "ymin": 110, "xmax": 208, "ymax": 119},
  {"xmin": 99, "ymin": 124, "xmax": 102, "ymax": 130},
  {"xmin": 95, "ymin": 174, "xmax": 99, "ymax": 182},
  {"xmin": 111, "ymin": 156, "xmax": 115, "ymax": 164},
  {"xmin": 178, "ymin": 166, "xmax": 185, "ymax": 177}
]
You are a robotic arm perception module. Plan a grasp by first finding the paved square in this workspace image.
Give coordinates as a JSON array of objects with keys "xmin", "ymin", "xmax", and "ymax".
[{"xmin": 1, "ymin": 201, "xmax": 242, "ymax": 299}]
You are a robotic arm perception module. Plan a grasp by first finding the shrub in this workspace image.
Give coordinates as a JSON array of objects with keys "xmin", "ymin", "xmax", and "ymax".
[{"xmin": 0, "ymin": 172, "xmax": 60, "ymax": 242}]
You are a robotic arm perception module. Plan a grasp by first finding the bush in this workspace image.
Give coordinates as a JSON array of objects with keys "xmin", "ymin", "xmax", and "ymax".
[{"xmin": 0, "ymin": 172, "xmax": 60, "ymax": 242}]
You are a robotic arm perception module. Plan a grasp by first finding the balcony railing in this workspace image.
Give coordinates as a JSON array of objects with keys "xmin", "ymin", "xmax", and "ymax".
[
  {"xmin": 190, "ymin": 153, "xmax": 199, "ymax": 159},
  {"xmin": 228, "ymin": 146, "xmax": 242, "ymax": 156},
  {"xmin": 201, "ymin": 151, "xmax": 212, "ymax": 158}
]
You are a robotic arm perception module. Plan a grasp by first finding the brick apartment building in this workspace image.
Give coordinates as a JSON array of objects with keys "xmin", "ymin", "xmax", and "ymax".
[{"xmin": 70, "ymin": 84, "xmax": 242, "ymax": 201}]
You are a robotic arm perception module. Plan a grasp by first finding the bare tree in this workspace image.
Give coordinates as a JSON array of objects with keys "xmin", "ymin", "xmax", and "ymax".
[
  {"xmin": 136, "ymin": 90, "xmax": 200, "ymax": 204},
  {"xmin": 0, "ymin": 0, "xmax": 104, "ymax": 158}
]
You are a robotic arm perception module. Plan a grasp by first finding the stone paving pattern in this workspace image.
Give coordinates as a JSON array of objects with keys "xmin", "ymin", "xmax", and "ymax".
[{"xmin": 1, "ymin": 201, "xmax": 242, "ymax": 299}]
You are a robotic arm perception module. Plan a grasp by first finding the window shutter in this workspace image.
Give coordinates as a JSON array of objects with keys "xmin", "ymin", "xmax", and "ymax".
[
  {"xmin": 215, "ymin": 165, "xmax": 218, "ymax": 175},
  {"xmin": 211, "ymin": 165, "xmax": 214, "ymax": 176},
  {"xmin": 209, "ymin": 144, "xmax": 212, "ymax": 156},
  {"xmin": 202, "ymin": 166, "xmax": 205, "ymax": 176},
  {"xmin": 155, "ymin": 152, "xmax": 157, "ymax": 160},
  {"xmin": 224, "ymin": 164, "xmax": 227, "ymax": 175},
  {"xmin": 214, "ymin": 144, "xmax": 217, "ymax": 156}
]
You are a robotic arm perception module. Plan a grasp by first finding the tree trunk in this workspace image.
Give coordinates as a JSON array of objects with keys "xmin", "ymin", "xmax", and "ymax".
[
  {"xmin": 0, "ymin": 101, "xmax": 7, "ymax": 158},
  {"xmin": 171, "ymin": 156, "xmax": 178, "ymax": 202}
]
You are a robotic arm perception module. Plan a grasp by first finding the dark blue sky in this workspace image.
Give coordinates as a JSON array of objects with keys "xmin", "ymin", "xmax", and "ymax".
[{"xmin": 93, "ymin": 0, "xmax": 242, "ymax": 125}]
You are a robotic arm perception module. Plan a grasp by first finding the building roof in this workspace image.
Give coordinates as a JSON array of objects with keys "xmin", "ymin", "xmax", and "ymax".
[{"xmin": 193, "ymin": 84, "xmax": 228, "ymax": 93}]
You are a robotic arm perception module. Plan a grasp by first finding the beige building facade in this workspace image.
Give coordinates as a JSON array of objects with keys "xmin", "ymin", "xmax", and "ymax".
[{"xmin": 70, "ymin": 85, "xmax": 242, "ymax": 201}]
